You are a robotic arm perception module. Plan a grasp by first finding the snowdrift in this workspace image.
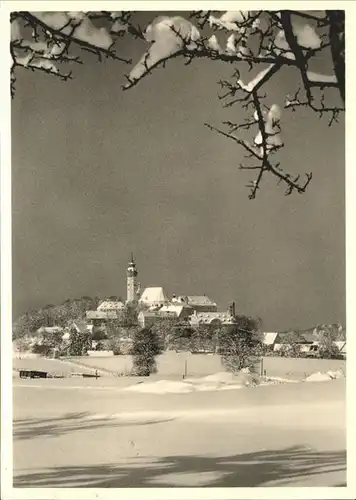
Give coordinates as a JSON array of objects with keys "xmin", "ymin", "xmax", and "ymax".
[
  {"xmin": 125, "ymin": 371, "xmax": 259, "ymax": 394},
  {"xmin": 124, "ymin": 368, "xmax": 345, "ymax": 395},
  {"xmin": 305, "ymin": 369, "xmax": 345, "ymax": 382}
]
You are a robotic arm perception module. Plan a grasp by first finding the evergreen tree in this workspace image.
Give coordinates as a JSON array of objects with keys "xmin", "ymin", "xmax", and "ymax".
[
  {"xmin": 68, "ymin": 330, "xmax": 92, "ymax": 356},
  {"xmin": 131, "ymin": 327, "xmax": 163, "ymax": 376}
]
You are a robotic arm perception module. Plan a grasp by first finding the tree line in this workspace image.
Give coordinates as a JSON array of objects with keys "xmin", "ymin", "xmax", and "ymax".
[{"xmin": 13, "ymin": 297, "xmax": 345, "ymax": 375}]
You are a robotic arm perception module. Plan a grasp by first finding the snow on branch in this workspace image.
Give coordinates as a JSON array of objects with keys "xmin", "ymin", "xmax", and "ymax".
[
  {"xmin": 306, "ymin": 70, "xmax": 338, "ymax": 86},
  {"xmin": 209, "ymin": 11, "xmax": 251, "ymax": 31},
  {"xmin": 236, "ymin": 63, "xmax": 280, "ymax": 93},
  {"xmin": 189, "ymin": 11, "xmax": 212, "ymax": 29},
  {"xmin": 10, "ymin": 11, "xmax": 136, "ymax": 96},
  {"xmin": 22, "ymin": 11, "xmax": 132, "ymax": 60},
  {"xmin": 122, "ymin": 12, "xmax": 314, "ymax": 91},
  {"xmin": 11, "ymin": 10, "xmax": 344, "ymax": 199},
  {"xmin": 209, "ymin": 63, "xmax": 315, "ymax": 198},
  {"xmin": 123, "ymin": 10, "xmax": 343, "ymax": 198},
  {"xmin": 123, "ymin": 16, "xmax": 201, "ymax": 89},
  {"xmin": 201, "ymin": 10, "xmax": 342, "ymax": 197}
]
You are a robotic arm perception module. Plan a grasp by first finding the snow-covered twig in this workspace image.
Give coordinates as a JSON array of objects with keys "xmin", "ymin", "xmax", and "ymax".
[
  {"xmin": 22, "ymin": 12, "xmax": 132, "ymax": 63},
  {"xmin": 306, "ymin": 71, "xmax": 338, "ymax": 86},
  {"xmin": 189, "ymin": 11, "xmax": 212, "ymax": 29},
  {"xmin": 237, "ymin": 63, "xmax": 281, "ymax": 93},
  {"xmin": 10, "ymin": 11, "xmax": 137, "ymax": 96},
  {"xmin": 11, "ymin": 10, "xmax": 344, "ymax": 199},
  {"xmin": 206, "ymin": 89, "xmax": 311, "ymax": 199}
]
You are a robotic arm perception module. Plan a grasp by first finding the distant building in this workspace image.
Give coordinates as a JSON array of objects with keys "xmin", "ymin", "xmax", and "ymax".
[
  {"xmin": 159, "ymin": 304, "xmax": 193, "ymax": 322},
  {"xmin": 126, "ymin": 254, "xmax": 140, "ymax": 302},
  {"xmin": 334, "ymin": 341, "xmax": 346, "ymax": 357},
  {"xmin": 85, "ymin": 310, "xmax": 117, "ymax": 337},
  {"xmin": 36, "ymin": 326, "xmax": 63, "ymax": 335},
  {"xmin": 97, "ymin": 300, "xmax": 124, "ymax": 312},
  {"xmin": 86, "ymin": 310, "xmax": 118, "ymax": 321},
  {"xmin": 138, "ymin": 310, "xmax": 178, "ymax": 328},
  {"xmin": 70, "ymin": 320, "xmax": 90, "ymax": 334},
  {"xmin": 263, "ymin": 331, "xmax": 316, "ymax": 352},
  {"xmin": 173, "ymin": 295, "xmax": 218, "ymax": 313},
  {"xmin": 60, "ymin": 321, "xmax": 92, "ymax": 343},
  {"xmin": 84, "ymin": 256, "xmax": 235, "ymax": 333},
  {"xmin": 35, "ymin": 326, "xmax": 64, "ymax": 346},
  {"xmin": 189, "ymin": 311, "xmax": 235, "ymax": 327},
  {"xmin": 262, "ymin": 332, "xmax": 279, "ymax": 350},
  {"xmin": 85, "ymin": 301, "xmax": 125, "ymax": 335},
  {"xmin": 139, "ymin": 287, "xmax": 170, "ymax": 308}
]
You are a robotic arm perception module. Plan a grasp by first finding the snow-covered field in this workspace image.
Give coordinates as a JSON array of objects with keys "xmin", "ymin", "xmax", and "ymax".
[
  {"xmin": 59, "ymin": 353, "xmax": 346, "ymax": 379},
  {"xmin": 13, "ymin": 373, "xmax": 346, "ymax": 488}
]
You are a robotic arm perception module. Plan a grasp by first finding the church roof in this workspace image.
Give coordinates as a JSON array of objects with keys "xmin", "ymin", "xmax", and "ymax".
[{"xmin": 139, "ymin": 287, "xmax": 169, "ymax": 304}]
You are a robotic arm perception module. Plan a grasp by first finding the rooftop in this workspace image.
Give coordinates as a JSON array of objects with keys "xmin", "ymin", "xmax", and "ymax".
[
  {"xmin": 160, "ymin": 304, "xmax": 192, "ymax": 318},
  {"xmin": 139, "ymin": 287, "xmax": 169, "ymax": 304},
  {"xmin": 72, "ymin": 320, "xmax": 89, "ymax": 334},
  {"xmin": 175, "ymin": 295, "xmax": 217, "ymax": 307},
  {"xmin": 262, "ymin": 332, "xmax": 279, "ymax": 345},
  {"xmin": 37, "ymin": 326, "xmax": 63, "ymax": 334},
  {"xmin": 86, "ymin": 310, "xmax": 118, "ymax": 320},
  {"xmin": 97, "ymin": 300, "xmax": 124, "ymax": 311}
]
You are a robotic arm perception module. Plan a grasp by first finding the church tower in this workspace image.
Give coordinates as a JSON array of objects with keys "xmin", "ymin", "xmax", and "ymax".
[{"xmin": 126, "ymin": 253, "xmax": 138, "ymax": 302}]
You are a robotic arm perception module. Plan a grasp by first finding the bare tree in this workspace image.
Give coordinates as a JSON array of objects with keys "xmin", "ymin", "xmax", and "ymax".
[
  {"xmin": 218, "ymin": 323, "xmax": 263, "ymax": 372},
  {"xmin": 10, "ymin": 10, "xmax": 345, "ymax": 198}
]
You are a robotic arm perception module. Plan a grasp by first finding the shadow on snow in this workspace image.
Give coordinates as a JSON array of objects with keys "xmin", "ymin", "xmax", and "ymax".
[
  {"xmin": 13, "ymin": 412, "xmax": 175, "ymax": 440},
  {"xmin": 13, "ymin": 445, "xmax": 346, "ymax": 488}
]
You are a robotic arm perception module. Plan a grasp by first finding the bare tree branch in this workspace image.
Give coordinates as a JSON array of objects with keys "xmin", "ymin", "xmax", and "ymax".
[
  {"xmin": 19, "ymin": 12, "xmax": 132, "ymax": 64},
  {"xmin": 326, "ymin": 10, "xmax": 345, "ymax": 103},
  {"xmin": 204, "ymin": 123, "xmax": 262, "ymax": 160},
  {"xmin": 11, "ymin": 10, "xmax": 344, "ymax": 199}
]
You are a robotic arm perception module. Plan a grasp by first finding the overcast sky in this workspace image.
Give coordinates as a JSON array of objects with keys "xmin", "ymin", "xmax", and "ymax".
[{"xmin": 11, "ymin": 11, "xmax": 345, "ymax": 330}]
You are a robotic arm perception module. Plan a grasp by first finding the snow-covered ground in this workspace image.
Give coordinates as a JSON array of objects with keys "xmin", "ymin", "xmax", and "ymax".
[{"xmin": 13, "ymin": 375, "xmax": 346, "ymax": 487}]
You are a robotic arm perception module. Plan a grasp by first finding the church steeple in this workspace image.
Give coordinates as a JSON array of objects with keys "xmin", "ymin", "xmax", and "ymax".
[{"xmin": 127, "ymin": 253, "xmax": 138, "ymax": 302}]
